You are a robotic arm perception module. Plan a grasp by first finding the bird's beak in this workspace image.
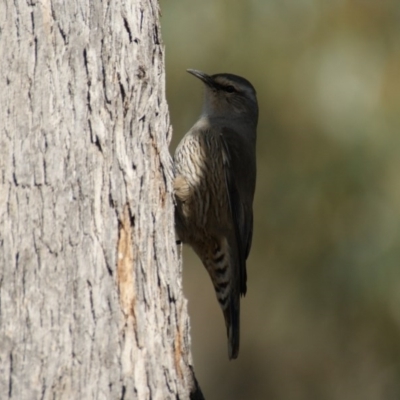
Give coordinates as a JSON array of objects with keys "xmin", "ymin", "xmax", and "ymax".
[{"xmin": 187, "ymin": 69, "xmax": 216, "ymax": 88}]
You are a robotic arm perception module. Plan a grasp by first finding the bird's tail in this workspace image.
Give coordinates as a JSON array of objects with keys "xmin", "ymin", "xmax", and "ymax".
[
  {"xmin": 223, "ymin": 293, "xmax": 240, "ymax": 360},
  {"xmin": 200, "ymin": 237, "xmax": 242, "ymax": 359}
]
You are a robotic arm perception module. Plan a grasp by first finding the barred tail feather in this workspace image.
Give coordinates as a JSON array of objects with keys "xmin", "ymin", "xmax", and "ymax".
[{"xmin": 223, "ymin": 294, "xmax": 240, "ymax": 360}]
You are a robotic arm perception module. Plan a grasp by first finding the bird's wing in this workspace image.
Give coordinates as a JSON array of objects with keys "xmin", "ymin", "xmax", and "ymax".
[{"xmin": 220, "ymin": 127, "xmax": 256, "ymax": 296}]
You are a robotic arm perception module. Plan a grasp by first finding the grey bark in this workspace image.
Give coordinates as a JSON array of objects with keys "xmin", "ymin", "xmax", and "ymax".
[{"xmin": 0, "ymin": 0, "xmax": 202, "ymax": 399}]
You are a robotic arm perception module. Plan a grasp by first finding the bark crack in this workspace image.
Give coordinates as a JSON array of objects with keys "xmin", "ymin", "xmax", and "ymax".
[
  {"xmin": 83, "ymin": 48, "xmax": 92, "ymax": 112},
  {"xmin": 117, "ymin": 72, "xmax": 127, "ymax": 116},
  {"xmin": 8, "ymin": 352, "xmax": 13, "ymax": 398},
  {"xmin": 153, "ymin": 24, "xmax": 160, "ymax": 45},
  {"xmin": 50, "ymin": 2, "xmax": 67, "ymax": 44},
  {"xmin": 31, "ymin": 11, "xmax": 38, "ymax": 77},
  {"xmin": 87, "ymin": 280, "xmax": 96, "ymax": 322},
  {"xmin": 120, "ymin": 385, "xmax": 126, "ymax": 400},
  {"xmin": 13, "ymin": 0, "xmax": 20, "ymax": 38},
  {"xmin": 139, "ymin": 9, "xmax": 144, "ymax": 32},
  {"xmin": 100, "ymin": 40, "xmax": 111, "ymax": 105},
  {"xmin": 123, "ymin": 17, "xmax": 132, "ymax": 43}
]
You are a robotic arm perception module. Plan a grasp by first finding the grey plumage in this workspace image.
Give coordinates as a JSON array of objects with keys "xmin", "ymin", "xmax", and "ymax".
[{"xmin": 174, "ymin": 69, "xmax": 258, "ymax": 359}]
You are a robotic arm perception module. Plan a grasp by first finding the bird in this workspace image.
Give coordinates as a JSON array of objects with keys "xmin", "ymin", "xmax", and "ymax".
[{"xmin": 173, "ymin": 69, "xmax": 258, "ymax": 359}]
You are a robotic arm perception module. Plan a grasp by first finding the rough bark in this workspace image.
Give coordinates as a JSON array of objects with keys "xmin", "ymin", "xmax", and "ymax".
[{"xmin": 0, "ymin": 0, "xmax": 202, "ymax": 399}]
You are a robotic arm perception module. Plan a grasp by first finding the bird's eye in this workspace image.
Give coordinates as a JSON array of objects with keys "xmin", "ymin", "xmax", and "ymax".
[{"xmin": 225, "ymin": 85, "xmax": 236, "ymax": 93}]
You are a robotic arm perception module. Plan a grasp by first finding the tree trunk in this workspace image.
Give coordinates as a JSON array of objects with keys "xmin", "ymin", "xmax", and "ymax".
[{"xmin": 0, "ymin": 0, "xmax": 202, "ymax": 398}]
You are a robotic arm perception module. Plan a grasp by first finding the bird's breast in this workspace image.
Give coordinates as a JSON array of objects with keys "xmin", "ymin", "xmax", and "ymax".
[{"xmin": 174, "ymin": 130, "xmax": 228, "ymax": 229}]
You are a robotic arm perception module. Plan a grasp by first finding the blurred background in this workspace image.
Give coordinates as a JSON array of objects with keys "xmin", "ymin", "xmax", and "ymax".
[{"xmin": 161, "ymin": 1, "xmax": 400, "ymax": 399}]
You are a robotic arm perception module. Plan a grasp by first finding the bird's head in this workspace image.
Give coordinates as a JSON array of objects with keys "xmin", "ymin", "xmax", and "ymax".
[{"xmin": 187, "ymin": 69, "xmax": 258, "ymax": 124}]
